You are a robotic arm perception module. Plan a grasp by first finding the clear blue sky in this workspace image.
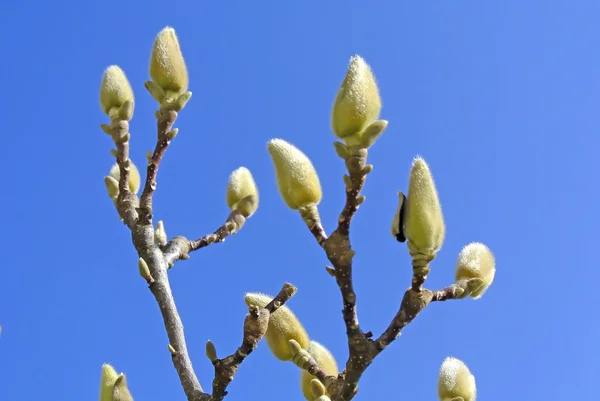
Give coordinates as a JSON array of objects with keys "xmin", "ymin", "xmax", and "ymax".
[{"xmin": 1, "ymin": 1, "xmax": 598, "ymax": 400}]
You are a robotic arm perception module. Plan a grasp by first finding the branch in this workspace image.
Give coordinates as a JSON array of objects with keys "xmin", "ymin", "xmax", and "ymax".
[
  {"xmin": 163, "ymin": 211, "xmax": 247, "ymax": 267},
  {"xmin": 138, "ymin": 107, "xmax": 178, "ymax": 225},
  {"xmin": 210, "ymin": 283, "xmax": 297, "ymax": 401},
  {"xmin": 111, "ymin": 118, "xmax": 139, "ymax": 228}
]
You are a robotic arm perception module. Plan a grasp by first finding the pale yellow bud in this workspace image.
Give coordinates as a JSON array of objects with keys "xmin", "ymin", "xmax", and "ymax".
[
  {"xmin": 149, "ymin": 27, "xmax": 188, "ymax": 97},
  {"xmin": 99, "ymin": 363, "xmax": 119, "ymax": 401},
  {"xmin": 438, "ymin": 357, "xmax": 477, "ymax": 401},
  {"xmin": 226, "ymin": 167, "xmax": 259, "ymax": 217},
  {"xmin": 331, "ymin": 55, "xmax": 381, "ymax": 144},
  {"xmin": 301, "ymin": 341, "xmax": 338, "ymax": 401},
  {"xmin": 154, "ymin": 220, "xmax": 167, "ymax": 246},
  {"xmin": 267, "ymin": 139, "xmax": 322, "ymax": 210},
  {"xmin": 109, "ymin": 162, "xmax": 141, "ymax": 195},
  {"xmin": 404, "ymin": 156, "xmax": 445, "ymax": 257},
  {"xmin": 100, "ymin": 66, "xmax": 134, "ymax": 116},
  {"xmin": 244, "ymin": 292, "xmax": 309, "ymax": 361},
  {"xmin": 455, "ymin": 242, "xmax": 496, "ymax": 299}
]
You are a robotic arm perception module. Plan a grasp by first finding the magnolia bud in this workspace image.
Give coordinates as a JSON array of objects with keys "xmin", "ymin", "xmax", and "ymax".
[
  {"xmin": 154, "ymin": 220, "xmax": 167, "ymax": 246},
  {"xmin": 404, "ymin": 157, "xmax": 445, "ymax": 257},
  {"xmin": 100, "ymin": 66, "xmax": 134, "ymax": 117},
  {"xmin": 149, "ymin": 27, "xmax": 188, "ymax": 98},
  {"xmin": 267, "ymin": 139, "xmax": 322, "ymax": 210},
  {"xmin": 301, "ymin": 341, "xmax": 339, "ymax": 401},
  {"xmin": 226, "ymin": 167, "xmax": 259, "ymax": 217},
  {"xmin": 244, "ymin": 292, "xmax": 309, "ymax": 361},
  {"xmin": 438, "ymin": 357, "xmax": 477, "ymax": 401},
  {"xmin": 99, "ymin": 364, "xmax": 119, "ymax": 401},
  {"xmin": 108, "ymin": 162, "xmax": 141, "ymax": 195},
  {"xmin": 455, "ymin": 242, "xmax": 496, "ymax": 299},
  {"xmin": 331, "ymin": 55, "xmax": 381, "ymax": 144}
]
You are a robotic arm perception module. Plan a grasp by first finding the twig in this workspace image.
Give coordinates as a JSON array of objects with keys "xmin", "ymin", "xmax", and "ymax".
[
  {"xmin": 138, "ymin": 107, "xmax": 178, "ymax": 225},
  {"xmin": 163, "ymin": 211, "xmax": 247, "ymax": 268},
  {"xmin": 210, "ymin": 283, "xmax": 297, "ymax": 401},
  {"xmin": 111, "ymin": 118, "xmax": 139, "ymax": 228}
]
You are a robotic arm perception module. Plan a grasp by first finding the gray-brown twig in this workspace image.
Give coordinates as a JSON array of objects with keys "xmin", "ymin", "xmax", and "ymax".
[
  {"xmin": 210, "ymin": 283, "xmax": 297, "ymax": 401},
  {"xmin": 138, "ymin": 107, "xmax": 178, "ymax": 225},
  {"xmin": 162, "ymin": 210, "xmax": 247, "ymax": 268}
]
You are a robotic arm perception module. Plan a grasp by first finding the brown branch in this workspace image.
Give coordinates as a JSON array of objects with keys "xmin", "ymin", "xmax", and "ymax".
[
  {"xmin": 111, "ymin": 118, "xmax": 139, "ymax": 228},
  {"xmin": 210, "ymin": 283, "xmax": 297, "ymax": 401},
  {"xmin": 163, "ymin": 211, "xmax": 247, "ymax": 267},
  {"xmin": 299, "ymin": 204, "xmax": 328, "ymax": 246},
  {"xmin": 138, "ymin": 107, "xmax": 178, "ymax": 225}
]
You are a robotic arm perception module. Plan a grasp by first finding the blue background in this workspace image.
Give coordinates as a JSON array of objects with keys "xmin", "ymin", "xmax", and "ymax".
[{"xmin": 1, "ymin": 1, "xmax": 598, "ymax": 400}]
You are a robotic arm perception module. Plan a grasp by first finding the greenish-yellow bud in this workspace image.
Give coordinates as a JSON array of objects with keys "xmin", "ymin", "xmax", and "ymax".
[
  {"xmin": 311, "ymin": 380, "xmax": 327, "ymax": 398},
  {"xmin": 267, "ymin": 139, "xmax": 322, "ymax": 210},
  {"xmin": 226, "ymin": 167, "xmax": 259, "ymax": 217},
  {"xmin": 149, "ymin": 27, "xmax": 188, "ymax": 97},
  {"xmin": 99, "ymin": 364, "xmax": 119, "ymax": 401},
  {"xmin": 438, "ymin": 357, "xmax": 477, "ymax": 401},
  {"xmin": 301, "ymin": 341, "xmax": 338, "ymax": 401},
  {"xmin": 104, "ymin": 176, "xmax": 120, "ymax": 199},
  {"xmin": 455, "ymin": 242, "xmax": 496, "ymax": 299},
  {"xmin": 100, "ymin": 66, "xmax": 134, "ymax": 117},
  {"xmin": 244, "ymin": 292, "xmax": 309, "ymax": 361},
  {"xmin": 404, "ymin": 156, "xmax": 445, "ymax": 258},
  {"xmin": 109, "ymin": 162, "xmax": 141, "ymax": 195},
  {"xmin": 154, "ymin": 220, "xmax": 167, "ymax": 246},
  {"xmin": 331, "ymin": 55, "xmax": 381, "ymax": 144}
]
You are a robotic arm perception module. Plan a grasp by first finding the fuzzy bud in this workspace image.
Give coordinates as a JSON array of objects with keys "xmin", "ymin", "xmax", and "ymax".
[
  {"xmin": 455, "ymin": 242, "xmax": 496, "ymax": 299},
  {"xmin": 267, "ymin": 139, "xmax": 322, "ymax": 210},
  {"xmin": 438, "ymin": 357, "xmax": 477, "ymax": 401},
  {"xmin": 301, "ymin": 341, "xmax": 339, "ymax": 401},
  {"xmin": 149, "ymin": 27, "xmax": 188, "ymax": 98},
  {"xmin": 154, "ymin": 220, "xmax": 167, "ymax": 246},
  {"xmin": 226, "ymin": 167, "xmax": 259, "ymax": 217},
  {"xmin": 99, "ymin": 364, "xmax": 119, "ymax": 401},
  {"xmin": 244, "ymin": 292, "xmax": 309, "ymax": 361},
  {"xmin": 104, "ymin": 176, "xmax": 120, "ymax": 199},
  {"xmin": 100, "ymin": 66, "xmax": 134, "ymax": 117},
  {"xmin": 404, "ymin": 157, "xmax": 445, "ymax": 258},
  {"xmin": 108, "ymin": 162, "xmax": 141, "ymax": 195},
  {"xmin": 331, "ymin": 55, "xmax": 381, "ymax": 144}
]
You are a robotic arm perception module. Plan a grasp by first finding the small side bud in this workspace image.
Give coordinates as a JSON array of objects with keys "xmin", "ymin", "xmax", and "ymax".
[
  {"xmin": 226, "ymin": 167, "xmax": 259, "ymax": 217},
  {"xmin": 359, "ymin": 120, "xmax": 388, "ymax": 148},
  {"xmin": 311, "ymin": 379, "xmax": 327, "ymax": 398},
  {"xmin": 101, "ymin": 124, "xmax": 113, "ymax": 135},
  {"xmin": 438, "ymin": 357, "xmax": 477, "ymax": 401},
  {"xmin": 117, "ymin": 100, "xmax": 134, "ymax": 121},
  {"xmin": 99, "ymin": 364, "xmax": 119, "ymax": 401},
  {"xmin": 112, "ymin": 374, "xmax": 134, "ymax": 401},
  {"xmin": 104, "ymin": 176, "xmax": 120, "ymax": 199},
  {"xmin": 149, "ymin": 27, "xmax": 189, "ymax": 97},
  {"xmin": 168, "ymin": 344, "xmax": 177, "ymax": 355},
  {"xmin": 244, "ymin": 292, "xmax": 309, "ymax": 361},
  {"xmin": 108, "ymin": 162, "xmax": 141, "ymax": 195},
  {"xmin": 154, "ymin": 220, "xmax": 167, "ymax": 246},
  {"xmin": 390, "ymin": 191, "xmax": 407, "ymax": 242},
  {"xmin": 173, "ymin": 91, "xmax": 192, "ymax": 111},
  {"xmin": 138, "ymin": 258, "xmax": 153, "ymax": 283},
  {"xmin": 404, "ymin": 157, "xmax": 445, "ymax": 258},
  {"xmin": 100, "ymin": 66, "xmax": 134, "ymax": 117},
  {"xmin": 205, "ymin": 340, "xmax": 218, "ymax": 362},
  {"xmin": 301, "ymin": 341, "xmax": 339, "ymax": 401},
  {"xmin": 333, "ymin": 142, "xmax": 349, "ymax": 159},
  {"xmin": 166, "ymin": 128, "xmax": 178, "ymax": 141},
  {"xmin": 331, "ymin": 55, "xmax": 382, "ymax": 144},
  {"xmin": 144, "ymin": 80, "xmax": 166, "ymax": 103},
  {"xmin": 267, "ymin": 139, "xmax": 322, "ymax": 210},
  {"xmin": 455, "ymin": 242, "xmax": 496, "ymax": 299}
]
